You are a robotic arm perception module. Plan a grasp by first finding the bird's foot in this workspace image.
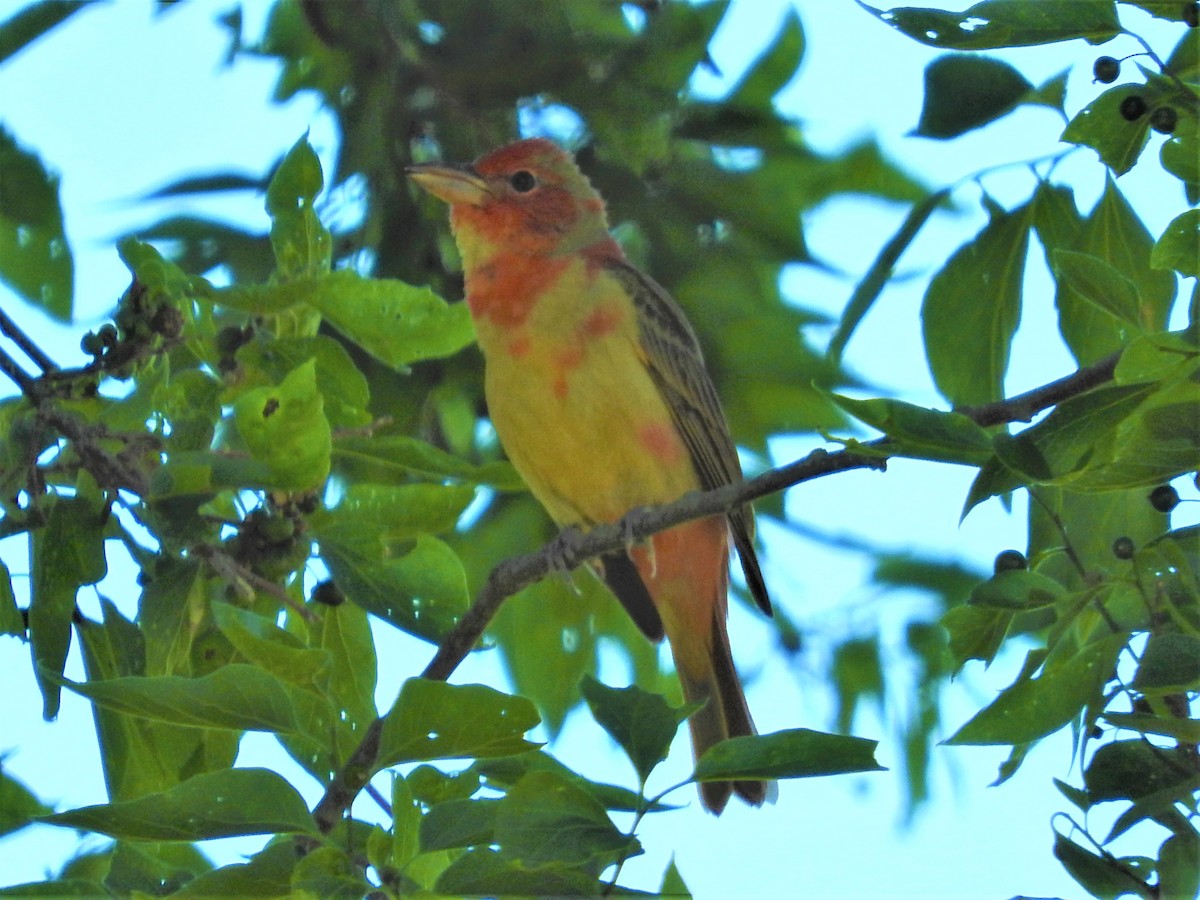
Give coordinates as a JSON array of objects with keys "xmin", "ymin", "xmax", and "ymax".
[
  {"xmin": 620, "ymin": 506, "xmax": 657, "ymax": 578},
  {"xmin": 547, "ymin": 524, "xmax": 587, "ymax": 594}
]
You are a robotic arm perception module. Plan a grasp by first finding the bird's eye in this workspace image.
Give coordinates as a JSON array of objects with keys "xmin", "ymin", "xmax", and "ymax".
[{"xmin": 508, "ymin": 170, "xmax": 538, "ymax": 193}]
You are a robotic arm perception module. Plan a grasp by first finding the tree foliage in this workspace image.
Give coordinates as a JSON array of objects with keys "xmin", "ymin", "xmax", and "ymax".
[{"xmin": 0, "ymin": 1, "xmax": 1197, "ymax": 896}]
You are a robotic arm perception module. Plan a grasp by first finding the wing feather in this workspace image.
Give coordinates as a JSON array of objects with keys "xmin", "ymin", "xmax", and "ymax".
[{"xmin": 606, "ymin": 260, "xmax": 772, "ymax": 616}]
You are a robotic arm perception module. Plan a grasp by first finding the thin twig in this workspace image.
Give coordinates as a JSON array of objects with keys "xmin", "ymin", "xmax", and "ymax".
[
  {"xmin": 0, "ymin": 305, "xmax": 58, "ymax": 373},
  {"xmin": 192, "ymin": 544, "xmax": 318, "ymax": 623}
]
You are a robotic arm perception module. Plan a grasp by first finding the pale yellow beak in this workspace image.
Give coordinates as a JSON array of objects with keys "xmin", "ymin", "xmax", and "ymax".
[{"xmin": 406, "ymin": 163, "xmax": 489, "ymax": 207}]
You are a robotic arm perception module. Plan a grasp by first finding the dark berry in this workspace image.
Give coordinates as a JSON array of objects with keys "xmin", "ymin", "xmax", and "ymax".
[
  {"xmin": 97, "ymin": 322, "xmax": 118, "ymax": 346},
  {"xmin": 312, "ymin": 580, "xmax": 345, "ymax": 606},
  {"xmin": 80, "ymin": 331, "xmax": 104, "ymax": 357},
  {"xmin": 1150, "ymin": 106, "xmax": 1178, "ymax": 134},
  {"xmin": 994, "ymin": 550, "xmax": 1028, "ymax": 574},
  {"xmin": 1149, "ymin": 484, "xmax": 1180, "ymax": 512},
  {"xmin": 1112, "ymin": 536, "xmax": 1135, "ymax": 560},
  {"xmin": 1185, "ymin": 2, "xmax": 1199, "ymax": 28},
  {"xmin": 1093, "ymin": 56, "xmax": 1120, "ymax": 83},
  {"xmin": 1119, "ymin": 94, "xmax": 1148, "ymax": 121}
]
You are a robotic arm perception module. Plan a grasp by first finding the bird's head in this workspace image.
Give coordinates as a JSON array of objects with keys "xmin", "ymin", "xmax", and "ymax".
[{"xmin": 407, "ymin": 138, "xmax": 612, "ymax": 265}]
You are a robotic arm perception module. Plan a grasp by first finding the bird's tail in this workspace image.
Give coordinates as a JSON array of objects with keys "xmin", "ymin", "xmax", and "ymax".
[
  {"xmin": 635, "ymin": 516, "xmax": 767, "ymax": 814},
  {"xmin": 676, "ymin": 610, "xmax": 767, "ymax": 814}
]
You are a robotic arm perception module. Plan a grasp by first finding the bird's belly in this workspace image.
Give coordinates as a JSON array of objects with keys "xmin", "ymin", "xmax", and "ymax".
[{"xmin": 485, "ymin": 335, "xmax": 698, "ymax": 526}]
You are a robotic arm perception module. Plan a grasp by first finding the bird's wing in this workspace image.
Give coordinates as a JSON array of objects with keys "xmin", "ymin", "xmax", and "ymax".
[{"xmin": 605, "ymin": 259, "xmax": 771, "ymax": 616}]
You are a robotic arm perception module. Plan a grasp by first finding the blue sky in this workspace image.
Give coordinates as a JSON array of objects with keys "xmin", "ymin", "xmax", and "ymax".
[{"xmin": 0, "ymin": 1, "xmax": 1192, "ymax": 896}]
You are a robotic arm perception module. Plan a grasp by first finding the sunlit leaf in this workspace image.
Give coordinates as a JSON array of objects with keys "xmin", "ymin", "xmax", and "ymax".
[
  {"xmin": 579, "ymin": 675, "xmax": 692, "ymax": 785},
  {"xmin": 693, "ymin": 728, "xmax": 884, "ymax": 782},
  {"xmin": 922, "ymin": 200, "xmax": 1032, "ymax": 405},
  {"xmin": 947, "ymin": 634, "xmax": 1125, "ymax": 745},
  {"xmin": 495, "ymin": 771, "xmax": 635, "ymax": 868},
  {"xmin": 39, "ymin": 768, "xmax": 316, "ymax": 841},
  {"xmin": 858, "ymin": 0, "xmax": 1120, "ymax": 49},
  {"xmin": 62, "ymin": 663, "xmax": 330, "ymax": 736},
  {"xmin": 377, "ymin": 679, "xmax": 540, "ymax": 768},
  {"xmin": 1151, "ymin": 208, "xmax": 1200, "ymax": 279},
  {"xmin": 233, "ymin": 358, "xmax": 331, "ymax": 492},
  {"xmin": 31, "ymin": 492, "xmax": 107, "ymax": 720}
]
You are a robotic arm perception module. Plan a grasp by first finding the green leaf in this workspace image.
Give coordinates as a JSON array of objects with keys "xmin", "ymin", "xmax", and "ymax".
[
  {"xmin": 31, "ymin": 492, "xmax": 108, "ymax": 720},
  {"xmin": 0, "ymin": 560, "xmax": 22, "ymax": 637},
  {"xmin": 825, "ymin": 393, "xmax": 992, "ymax": 464},
  {"xmin": 233, "ymin": 358, "xmax": 331, "ymax": 492},
  {"xmin": 1103, "ymin": 712, "xmax": 1200, "ymax": 744},
  {"xmin": 473, "ymin": 751, "xmax": 663, "ymax": 814},
  {"xmin": 407, "ymin": 765, "xmax": 482, "ymax": 806},
  {"xmin": 304, "ymin": 270, "xmax": 475, "ymax": 369},
  {"xmin": 1048, "ymin": 249, "xmax": 1142, "ymax": 328},
  {"xmin": 212, "ymin": 601, "xmax": 331, "ymax": 687},
  {"xmin": 0, "ymin": 125, "xmax": 72, "ymax": 318},
  {"xmin": 1164, "ymin": 26, "xmax": 1200, "ymax": 79},
  {"xmin": 290, "ymin": 846, "xmax": 367, "ymax": 898},
  {"xmin": 1062, "ymin": 84, "xmax": 1155, "ymax": 176},
  {"xmin": 314, "ymin": 600, "xmax": 378, "ymax": 730},
  {"xmin": 311, "ymin": 484, "xmax": 474, "ymax": 642},
  {"xmin": 728, "ymin": 7, "xmax": 803, "ymax": 107},
  {"xmin": 579, "ymin": 675, "xmax": 691, "ymax": 785},
  {"xmin": 1132, "ymin": 632, "xmax": 1200, "ymax": 693},
  {"xmin": 171, "ymin": 841, "xmax": 298, "ymax": 898},
  {"xmin": 832, "ymin": 638, "xmax": 884, "ymax": 734},
  {"xmin": 1159, "ymin": 829, "xmax": 1200, "ymax": 900},
  {"xmin": 967, "ymin": 569, "xmax": 1066, "ymax": 611},
  {"xmin": 660, "ymin": 857, "xmax": 691, "ymax": 897},
  {"xmin": 1152, "ymin": 208, "xmax": 1200, "ymax": 279},
  {"xmin": 913, "ymin": 55, "xmax": 1032, "ymax": 139},
  {"xmin": 495, "ymin": 771, "xmax": 635, "ymax": 869},
  {"xmin": 377, "ymin": 680, "xmax": 541, "ymax": 768},
  {"xmin": 235, "ymin": 335, "xmax": 371, "ymax": 430},
  {"xmin": 1039, "ymin": 178, "xmax": 1177, "ymax": 364},
  {"xmin": 1085, "ymin": 739, "xmax": 1196, "ymax": 803},
  {"xmin": 692, "ymin": 728, "xmax": 885, "ymax": 782},
  {"xmin": 265, "ymin": 136, "xmax": 330, "ymax": 279},
  {"xmin": 102, "ymin": 841, "xmax": 212, "ymax": 896},
  {"xmin": 419, "ymin": 797, "xmax": 501, "ymax": 853},
  {"xmin": 1025, "ymin": 68, "xmax": 1069, "ymax": 113},
  {"xmin": 38, "ymin": 768, "xmax": 317, "ymax": 841},
  {"xmin": 63, "ymin": 663, "xmax": 329, "ymax": 736},
  {"xmin": 0, "ymin": 880, "xmax": 107, "ymax": 897},
  {"xmin": 941, "ymin": 603, "xmax": 1012, "ymax": 671},
  {"xmin": 0, "ymin": 767, "xmax": 50, "ymax": 838},
  {"xmin": 922, "ymin": 200, "xmax": 1032, "ymax": 406},
  {"xmin": 331, "ymin": 434, "xmax": 523, "ymax": 490},
  {"xmin": 947, "ymin": 634, "xmax": 1125, "ymax": 745},
  {"xmin": 1053, "ymin": 830, "xmax": 1147, "ymax": 900},
  {"xmin": 434, "ymin": 847, "xmax": 599, "ymax": 897},
  {"xmin": 0, "ymin": 1, "xmax": 88, "ymax": 65},
  {"xmin": 858, "ymin": 0, "xmax": 1121, "ymax": 49}
]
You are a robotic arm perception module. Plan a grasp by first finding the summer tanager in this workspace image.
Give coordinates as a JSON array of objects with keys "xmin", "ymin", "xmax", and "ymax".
[{"xmin": 408, "ymin": 138, "xmax": 771, "ymax": 813}]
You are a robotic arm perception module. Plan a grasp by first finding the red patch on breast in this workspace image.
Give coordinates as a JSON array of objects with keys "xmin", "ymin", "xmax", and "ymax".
[
  {"xmin": 637, "ymin": 421, "xmax": 685, "ymax": 464},
  {"xmin": 581, "ymin": 304, "xmax": 622, "ymax": 338},
  {"xmin": 506, "ymin": 335, "xmax": 531, "ymax": 358},
  {"xmin": 466, "ymin": 254, "xmax": 570, "ymax": 329}
]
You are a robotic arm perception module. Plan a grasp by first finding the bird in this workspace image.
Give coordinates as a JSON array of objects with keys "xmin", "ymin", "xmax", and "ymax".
[{"xmin": 407, "ymin": 138, "xmax": 772, "ymax": 813}]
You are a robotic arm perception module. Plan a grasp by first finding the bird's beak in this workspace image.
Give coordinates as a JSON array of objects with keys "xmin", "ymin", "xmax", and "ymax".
[{"xmin": 406, "ymin": 163, "xmax": 489, "ymax": 207}]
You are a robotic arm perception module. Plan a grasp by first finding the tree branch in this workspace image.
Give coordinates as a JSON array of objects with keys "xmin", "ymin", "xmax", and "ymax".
[{"xmin": 310, "ymin": 350, "xmax": 1123, "ymax": 833}]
